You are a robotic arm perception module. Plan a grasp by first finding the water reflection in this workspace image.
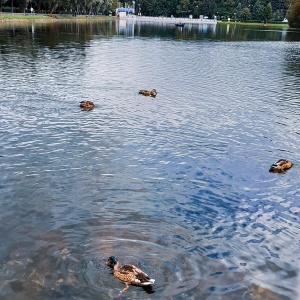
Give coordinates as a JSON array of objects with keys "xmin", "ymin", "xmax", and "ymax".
[
  {"xmin": 0, "ymin": 20, "xmax": 300, "ymax": 299},
  {"xmin": 1, "ymin": 21, "xmax": 300, "ymax": 49},
  {"xmin": 113, "ymin": 19, "xmax": 300, "ymax": 41}
]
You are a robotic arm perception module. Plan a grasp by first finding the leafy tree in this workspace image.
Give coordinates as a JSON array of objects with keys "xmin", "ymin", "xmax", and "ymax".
[
  {"xmin": 287, "ymin": 0, "xmax": 300, "ymax": 27},
  {"xmin": 252, "ymin": 0, "xmax": 261, "ymax": 19},
  {"xmin": 273, "ymin": 9, "xmax": 280, "ymax": 20},
  {"xmin": 177, "ymin": 0, "xmax": 190, "ymax": 16},
  {"xmin": 241, "ymin": 6, "xmax": 251, "ymax": 20},
  {"xmin": 236, "ymin": 2, "xmax": 242, "ymax": 20},
  {"xmin": 119, "ymin": 0, "xmax": 133, "ymax": 6},
  {"xmin": 258, "ymin": 2, "xmax": 266, "ymax": 21},
  {"xmin": 17, "ymin": 0, "xmax": 29, "ymax": 12},
  {"xmin": 266, "ymin": 2, "xmax": 272, "ymax": 20}
]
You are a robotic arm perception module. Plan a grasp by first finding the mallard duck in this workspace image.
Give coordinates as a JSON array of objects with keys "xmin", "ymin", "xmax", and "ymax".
[
  {"xmin": 79, "ymin": 101, "xmax": 95, "ymax": 109},
  {"xmin": 269, "ymin": 159, "xmax": 293, "ymax": 173},
  {"xmin": 106, "ymin": 256, "xmax": 155, "ymax": 295},
  {"xmin": 139, "ymin": 89, "xmax": 157, "ymax": 98}
]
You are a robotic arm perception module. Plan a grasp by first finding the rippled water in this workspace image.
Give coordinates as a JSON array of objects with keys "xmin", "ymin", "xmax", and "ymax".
[{"xmin": 1, "ymin": 20, "xmax": 300, "ymax": 299}]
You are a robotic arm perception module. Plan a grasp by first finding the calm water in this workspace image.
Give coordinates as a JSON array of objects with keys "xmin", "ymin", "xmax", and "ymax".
[{"xmin": 1, "ymin": 20, "xmax": 300, "ymax": 299}]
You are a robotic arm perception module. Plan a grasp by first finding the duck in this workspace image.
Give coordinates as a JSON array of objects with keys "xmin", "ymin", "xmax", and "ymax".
[
  {"xmin": 139, "ymin": 89, "xmax": 157, "ymax": 98},
  {"xmin": 269, "ymin": 159, "xmax": 293, "ymax": 173},
  {"xmin": 105, "ymin": 256, "xmax": 155, "ymax": 295},
  {"xmin": 79, "ymin": 101, "xmax": 95, "ymax": 109}
]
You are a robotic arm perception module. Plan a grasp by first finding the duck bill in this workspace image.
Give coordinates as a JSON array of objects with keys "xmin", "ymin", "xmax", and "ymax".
[{"xmin": 105, "ymin": 261, "xmax": 113, "ymax": 267}]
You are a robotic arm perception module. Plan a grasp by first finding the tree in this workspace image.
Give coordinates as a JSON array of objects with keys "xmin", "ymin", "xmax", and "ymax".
[
  {"xmin": 37, "ymin": 0, "xmax": 41, "ymax": 13},
  {"xmin": 266, "ymin": 2, "xmax": 272, "ymax": 21},
  {"xmin": 236, "ymin": 2, "xmax": 242, "ymax": 20},
  {"xmin": 241, "ymin": 6, "xmax": 251, "ymax": 20},
  {"xmin": 287, "ymin": 0, "xmax": 300, "ymax": 27},
  {"xmin": 252, "ymin": 0, "xmax": 262, "ymax": 20},
  {"xmin": 177, "ymin": 0, "xmax": 190, "ymax": 16},
  {"xmin": 17, "ymin": 0, "xmax": 29, "ymax": 13},
  {"xmin": 258, "ymin": 2, "xmax": 266, "ymax": 21},
  {"xmin": 273, "ymin": 9, "xmax": 280, "ymax": 20}
]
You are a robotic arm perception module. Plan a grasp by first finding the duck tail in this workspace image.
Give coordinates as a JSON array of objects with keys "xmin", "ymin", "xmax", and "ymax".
[
  {"xmin": 269, "ymin": 166, "xmax": 285, "ymax": 173},
  {"xmin": 142, "ymin": 279, "xmax": 155, "ymax": 285}
]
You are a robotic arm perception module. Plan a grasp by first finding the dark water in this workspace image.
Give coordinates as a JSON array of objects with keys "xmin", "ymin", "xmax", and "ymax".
[{"xmin": 0, "ymin": 20, "xmax": 300, "ymax": 299}]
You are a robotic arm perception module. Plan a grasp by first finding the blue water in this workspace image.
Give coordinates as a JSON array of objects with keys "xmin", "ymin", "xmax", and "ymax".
[{"xmin": 0, "ymin": 20, "xmax": 300, "ymax": 299}]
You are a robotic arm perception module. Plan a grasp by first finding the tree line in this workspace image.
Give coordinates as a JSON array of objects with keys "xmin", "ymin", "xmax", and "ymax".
[
  {"xmin": 128, "ymin": 0, "xmax": 296, "ymax": 26},
  {"xmin": 1, "ymin": 0, "xmax": 299, "ymax": 27},
  {"xmin": 134, "ymin": 0, "xmax": 288, "ymax": 22},
  {"xmin": 0, "ymin": 0, "xmax": 118, "ymax": 15}
]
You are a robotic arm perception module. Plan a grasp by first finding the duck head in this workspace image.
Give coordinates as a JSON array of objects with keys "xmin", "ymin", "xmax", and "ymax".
[{"xmin": 106, "ymin": 256, "xmax": 118, "ymax": 267}]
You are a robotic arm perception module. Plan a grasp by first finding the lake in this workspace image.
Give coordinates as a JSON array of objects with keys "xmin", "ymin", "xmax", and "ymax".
[{"xmin": 0, "ymin": 19, "xmax": 300, "ymax": 299}]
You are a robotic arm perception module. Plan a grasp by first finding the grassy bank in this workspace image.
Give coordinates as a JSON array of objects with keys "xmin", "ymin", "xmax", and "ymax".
[
  {"xmin": 220, "ymin": 21, "xmax": 289, "ymax": 28},
  {"xmin": 0, "ymin": 13, "xmax": 115, "ymax": 23}
]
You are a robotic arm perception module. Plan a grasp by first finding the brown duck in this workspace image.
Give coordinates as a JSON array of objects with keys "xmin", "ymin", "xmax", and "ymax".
[
  {"xmin": 106, "ymin": 256, "xmax": 155, "ymax": 295},
  {"xmin": 269, "ymin": 159, "xmax": 293, "ymax": 173},
  {"xmin": 139, "ymin": 89, "xmax": 157, "ymax": 98},
  {"xmin": 79, "ymin": 101, "xmax": 95, "ymax": 109}
]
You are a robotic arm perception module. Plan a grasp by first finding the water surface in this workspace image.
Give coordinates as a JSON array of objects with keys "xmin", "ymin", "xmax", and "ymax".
[{"xmin": 0, "ymin": 20, "xmax": 300, "ymax": 299}]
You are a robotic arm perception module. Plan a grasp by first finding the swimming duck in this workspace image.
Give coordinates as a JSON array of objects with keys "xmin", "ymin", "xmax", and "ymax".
[
  {"xmin": 79, "ymin": 101, "xmax": 95, "ymax": 109},
  {"xmin": 139, "ymin": 89, "xmax": 157, "ymax": 98},
  {"xmin": 269, "ymin": 159, "xmax": 293, "ymax": 173},
  {"xmin": 106, "ymin": 256, "xmax": 155, "ymax": 295}
]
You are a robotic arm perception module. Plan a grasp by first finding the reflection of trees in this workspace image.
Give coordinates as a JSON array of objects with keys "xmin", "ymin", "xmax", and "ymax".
[
  {"xmin": 0, "ymin": 25, "xmax": 35, "ymax": 56},
  {"xmin": 0, "ymin": 21, "xmax": 116, "ymax": 57}
]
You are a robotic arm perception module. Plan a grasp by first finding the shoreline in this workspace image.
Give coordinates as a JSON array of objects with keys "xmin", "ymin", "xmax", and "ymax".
[
  {"xmin": 0, "ymin": 13, "xmax": 289, "ymax": 28},
  {"xmin": 123, "ymin": 15, "xmax": 217, "ymax": 25},
  {"xmin": 0, "ymin": 13, "xmax": 115, "ymax": 23},
  {"xmin": 125, "ymin": 15, "xmax": 288, "ymax": 27}
]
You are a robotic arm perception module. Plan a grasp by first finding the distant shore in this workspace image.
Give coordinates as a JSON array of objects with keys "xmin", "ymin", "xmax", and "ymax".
[
  {"xmin": 0, "ymin": 13, "xmax": 289, "ymax": 28},
  {"xmin": 124, "ymin": 15, "xmax": 217, "ymax": 25},
  {"xmin": 116, "ymin": 15, "xmax": 288, "ymax": 28}
]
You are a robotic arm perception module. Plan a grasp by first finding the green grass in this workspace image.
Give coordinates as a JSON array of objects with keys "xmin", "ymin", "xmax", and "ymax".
[
  {"xmin": 219, "ymin": 20, "xmax": 289, "ymax": 28},
  {"xmin": 0, "ymin": 13, "xmax": 115, "ymax": 22},
  {"xmin": 1, "ymin": 13, "xmax": 49, "ymax": 20}
]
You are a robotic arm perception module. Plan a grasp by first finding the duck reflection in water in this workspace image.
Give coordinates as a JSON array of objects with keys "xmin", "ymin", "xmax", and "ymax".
[{"xmin": 105, "ymin": 256, "xmax": 155, "ymax": 295}]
